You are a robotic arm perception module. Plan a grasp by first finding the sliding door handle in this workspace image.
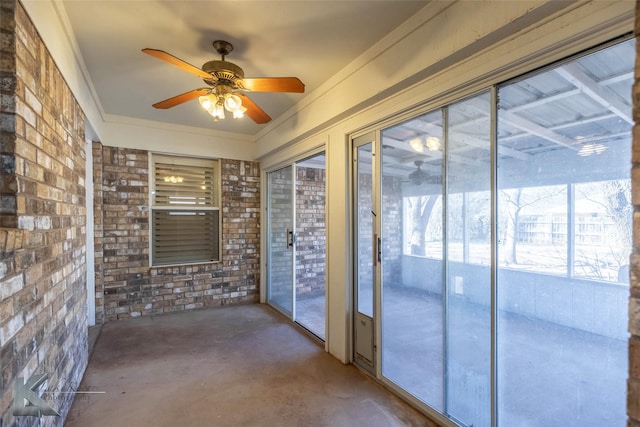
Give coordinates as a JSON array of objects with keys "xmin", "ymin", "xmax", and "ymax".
[
  {"xmin": 286, "ymin": 229, "xmax": 294, "ymax": 248},
  {"xmin": 373, "ymin": 234, "xmax": 377, "ymax": 266},
  {"xmin": 374, "ymin": 234, "xmax": 381, "ymax": 266}
]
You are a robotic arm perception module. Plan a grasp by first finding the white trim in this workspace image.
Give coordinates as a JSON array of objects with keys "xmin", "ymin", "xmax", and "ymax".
[{"xmin": 103, "ymin": 113, "xmax": 254, "ymax": 141}]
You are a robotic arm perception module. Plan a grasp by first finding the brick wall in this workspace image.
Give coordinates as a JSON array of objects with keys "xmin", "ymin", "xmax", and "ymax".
[
  {"xmin": 0, "ymin": 1, "xmax": 88, "ymax": 425},
  {"xmin": 357, "ymin": 172, "xmax": 374, "ymax": 289},
  {"xmin": 381, "ymin": 176, "xmax": 403, "ymax": 284},
  {"xmin": 92, "ymin": 142, "xmax": 104, "ymax": 324},
  {"xmin": 630, "ymin": 3, "xmax": 640, "ymax": 425},
  {"xmin": 295, "ymin": 166, "xmax": 325, "ymax": 298},
  {"xmin": 0, "ymin": 0, "xmax": 18, "ymax": 230},
  {"xmin": 93, "ymin": 144, "xmax": 259, "ymax": 321},
  {"xmin": 356, "ymin": 173, "xmax": 403, "ymax": 288}
]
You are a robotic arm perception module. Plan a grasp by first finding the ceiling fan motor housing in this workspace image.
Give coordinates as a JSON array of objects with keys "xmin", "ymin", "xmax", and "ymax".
[
  {"xmin": 409, "ymin": 160, "xmax": 430, "ymax": 185},
  {"xmin": 202, "ymin": 60, "xmax": 244, "ymax": 87}
]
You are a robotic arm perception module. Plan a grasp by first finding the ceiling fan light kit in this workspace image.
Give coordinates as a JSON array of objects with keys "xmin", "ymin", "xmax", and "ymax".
[
  {"xmin": 198, "ymin": 91, "xmax": 246, "ymax": 121},
  {"xmin": 409, "ymin": 136, "xmax": 441, "ymax": 153},
  {"xmin": 142, "ymin": 40, "xmax": 305, "ymax": 124}
]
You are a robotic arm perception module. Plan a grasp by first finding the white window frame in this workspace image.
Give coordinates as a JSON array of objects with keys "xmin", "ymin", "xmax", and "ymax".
[{"xmin": 149, "ymin": 153, "xmax": 222, "ymax": 267}]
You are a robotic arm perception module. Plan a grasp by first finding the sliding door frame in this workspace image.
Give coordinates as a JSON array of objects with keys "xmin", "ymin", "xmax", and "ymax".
[
  {"xmin": 264, "ymin": 147, "xmax": 328, "ymax": 340},
  {"xmin": 347, "ymin": 34, "xmax": 632, "ymax": 427}
]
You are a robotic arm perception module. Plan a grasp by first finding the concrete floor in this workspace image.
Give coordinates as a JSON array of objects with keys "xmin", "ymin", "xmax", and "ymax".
[
  {"xmin": 66, "ymin": 304, "xmax": 435, "ymax": 427},
  {"xmin": 295, "ymin": 294, "xmax": 326, "ymax": 339}
]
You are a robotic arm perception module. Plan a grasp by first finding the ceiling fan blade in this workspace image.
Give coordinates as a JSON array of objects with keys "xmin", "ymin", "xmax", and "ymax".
[
  {"xmin": 241, "ymin": 77, "xmax": 305, "ymax": 93},
  {"xmin": 152, "ymin": 88, "xmax": 210, "ymax": 109},
  {"xmin": 142, "ymin": 48, "xmax": 214, "ymax": 80},
  {"xmin": 237, "ymin": 93, "xmax": 272, "ymax": 124}
]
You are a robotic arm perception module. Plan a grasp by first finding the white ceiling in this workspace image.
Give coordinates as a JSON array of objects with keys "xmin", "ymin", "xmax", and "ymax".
[{"xmin": 60, "ymin": 0, "xmax": 429, "ymax": 137}]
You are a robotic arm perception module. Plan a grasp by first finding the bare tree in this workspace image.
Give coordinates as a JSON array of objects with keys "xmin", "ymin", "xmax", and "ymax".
[
  {"xmin": 500, "ymin": 186, "xmax": 565, "ymax": 265},
  {"xmin": 408, "ymin": 195, "xmax": 438, "ymax": 256},
  {"xmin": 575, "ymin": 180, "xmax": 631, "ymax": 280}
]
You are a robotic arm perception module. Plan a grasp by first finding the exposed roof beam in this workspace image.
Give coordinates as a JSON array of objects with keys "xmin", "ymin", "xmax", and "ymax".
[
  {"xmin": 507, "ymin": 89, "xmax": 580, "ymax": 113},
  {"xmin": 500, "ymin": 110, "xmax": 579, "ymax": 151},
  {"xmin": 602, "ymin": 70, "xmax": 633, "ymax": 85},
  {"xmin": 450, "ymin": 132, "xmax": 531, "ymax": 161},
  {"xmin": 505, "ymin": 71, "xmax": 632, "ymax": 114},
  {"xmin": 555, "ymin": 63, "xmax": 633, "ymax": 125},
  {"xmin": 499, "ymin": 112, "xmax": 619, "ymax": 144},
  {"xmin": 463, "ymin": 96, "xmax": 579, "ymax": 153},
  {"xmin": 549, "ymin": 112, "xmax": 618, "ymax": 131}
]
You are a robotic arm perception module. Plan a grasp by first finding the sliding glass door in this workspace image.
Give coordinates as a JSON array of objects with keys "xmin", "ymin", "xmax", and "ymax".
[
  {"xmin": 357, "ymin": 37, "xmax": 632, "ymax": 427},
  {"xmin": 377, "ymin": 92, "xmax": 492, "ymax": 427},
  {"xmin": 444, "ymin": 93, "xmax": 492, "ymax": 427},
  {"xmin": 267, "ymin": 166, "xmax": 294, "ymax": 316},
  {"xmin": 379, "ymin": 110, "xmax": 444, "ymax": 409},
  {"xmin": 496, "ymin": 40, "xmax": 631, "ymax": 426},
  {"xmin": 267, "ymin": 153, "xmax": 326, "ymax": 339}
]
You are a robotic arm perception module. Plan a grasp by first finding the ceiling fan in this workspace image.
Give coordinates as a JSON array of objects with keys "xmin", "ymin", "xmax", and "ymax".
[
  {"xmin": 408, "ymin": 160, "xmax": 441, "ymax": 185},
  {"xmin": 142, "ymin": 40, "xmax": 305, "ymax": 124}
]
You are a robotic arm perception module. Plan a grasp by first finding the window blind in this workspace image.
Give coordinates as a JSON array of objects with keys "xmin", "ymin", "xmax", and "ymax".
[
  {"xmin": 152, "ymin": 210, "xmax": 219, "ymax": 264},
  {"xmin": 151, "ymin": 155, "xmax": 220, "ymax": 266},
  {"xmin": 154, "ymin": 161, "xmax": 217, "ymax": 207}
]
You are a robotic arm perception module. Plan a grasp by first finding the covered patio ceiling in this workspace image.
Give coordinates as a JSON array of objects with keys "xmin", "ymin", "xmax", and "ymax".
[{"xmin": 380, "ymin": 38, "xmax": 634, "ymax": 189}]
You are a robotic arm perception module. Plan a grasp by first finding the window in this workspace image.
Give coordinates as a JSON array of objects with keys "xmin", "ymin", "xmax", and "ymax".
[
  {"xmin": 499, "ymin": 185, "xmax": 568, "ymax": 275},
  {"xmin": 573, "ymin": 180, "xmax": 631, "ymax": 281},
  {"xmin": 150, "ymin": 154, "xmax": 220, "ymax": 266}
]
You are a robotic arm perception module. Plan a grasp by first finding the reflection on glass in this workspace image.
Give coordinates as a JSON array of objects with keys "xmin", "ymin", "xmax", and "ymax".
[
  {"xmin": 267, "ymin": 166, "xmax": 293, "ymax": 315},
  {"xmin": 380, "ymin": 110, "xmax": 445, "ymax": 410},
  {"xmin": 498, "ymin": 185, "xmax": 568, "ymax": 275},
  {"xmin": 403, "ymin": 195, "xmax": 443, "ymax": 259},
  {"xmin": 294, "ymin": 154, "xmax": 327, "ymax": 339},
  {"xmin": 497, "ymin": 38, "xmax": 632, "ymax": 426},
  {"xmin": 446, "ymin": 92, "xmax": 492, "ymax": 427},
  {"xmin": 356, "ymin": 143, "xmax": 374, "ymax": 317},
  {"xmin": 573, "ymin": 180, "xmax": 631, "ymax": 283}
]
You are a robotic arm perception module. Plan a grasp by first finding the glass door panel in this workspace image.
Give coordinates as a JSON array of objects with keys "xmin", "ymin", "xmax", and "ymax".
[
  {"xmin": 496, "ymin": 39, "xmax": 632, "ymax": 427},
  {"xmin": 380, "ymin": 109, "xmax": 445, "ymax": 410},
  {"xmin": 354, "ymin": 136, "xmax": 376, "ymax": 370},
  {"xmin": 355, "ymin": 141, "xmax": 375, "ymax": 318},
  {"xmin": 445, "ymin": 92, "xmax": 492, "ymax": 427},
  {"xmin": 294, "ymin": 153, "xmax": 327, "ymax": 339},
  {"xmin": 267, "ymin": 166, "xmax": 294, "ymax": 315}
]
